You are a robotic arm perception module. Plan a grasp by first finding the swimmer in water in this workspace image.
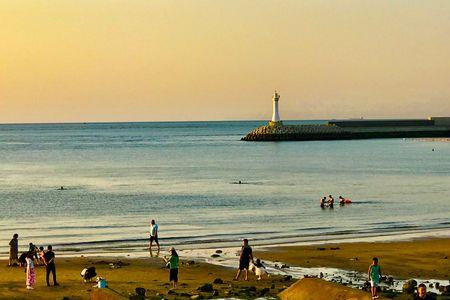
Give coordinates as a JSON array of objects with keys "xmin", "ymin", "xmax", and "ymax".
[
  {"xmin": 328, "ymin": 195, "xmax": 334, "ymax": 208},
  {"xmin": 320, "ymin": 197, "xmax": 326, "ymax": 208}
]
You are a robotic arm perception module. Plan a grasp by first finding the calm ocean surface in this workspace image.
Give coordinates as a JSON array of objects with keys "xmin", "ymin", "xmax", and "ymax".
[{"xmin": 0, "ymin": 121, "xmax": 449, "ymax": 255}]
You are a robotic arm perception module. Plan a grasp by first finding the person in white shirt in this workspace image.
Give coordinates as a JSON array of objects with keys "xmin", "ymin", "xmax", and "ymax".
[{"xmin": 149, "ymin": 219, "xmax": 160, "ymax": 251}]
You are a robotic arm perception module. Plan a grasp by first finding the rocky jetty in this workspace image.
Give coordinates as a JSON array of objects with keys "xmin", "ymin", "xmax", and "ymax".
[
  {"xmin": 242, "ymin": 117, "xmax": 450, "ymax": 142},
  {"xmin": 242, "ymin": 123, "xmax": 346, "ymax": 141}
]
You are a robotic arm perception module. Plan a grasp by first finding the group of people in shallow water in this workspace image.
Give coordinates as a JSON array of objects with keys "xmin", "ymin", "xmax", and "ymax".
[
  {"xmin": 8, "ymin": 234, "xmax": 59, "ymax": 290},
  {"xmin": 320, "ymin": 195, "xmax": 352, "ymax": 208}
]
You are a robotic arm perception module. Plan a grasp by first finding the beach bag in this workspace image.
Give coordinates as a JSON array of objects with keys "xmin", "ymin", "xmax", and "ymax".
[{"xmin": 98, "ymin": 278, "xmax": 107, "ymax": 288}]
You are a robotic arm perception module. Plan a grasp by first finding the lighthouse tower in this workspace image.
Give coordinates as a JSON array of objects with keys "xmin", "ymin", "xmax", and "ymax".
[{"xmin": 269, "ymin": 90, "xmax": 282, "ymax": 126}]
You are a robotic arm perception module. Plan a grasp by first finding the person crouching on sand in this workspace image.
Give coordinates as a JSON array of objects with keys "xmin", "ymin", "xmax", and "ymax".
[
  {"xmin": 164, "ymin": 247, "xmax": 179, "ymax": 288},
  {"xmin": 368, "ymin": 257, "xmax": 381, "ymax": 300},
  {"xmin": 26, "ymin": 252, "xmax": 36, "ymax": 290},
  {"xmin": 253, "ymin": 258, "xmax": 269, "ymax": 280},
  {"xmin": 234, "ymin": 239, "xmax": 253, "ymax": 281}
]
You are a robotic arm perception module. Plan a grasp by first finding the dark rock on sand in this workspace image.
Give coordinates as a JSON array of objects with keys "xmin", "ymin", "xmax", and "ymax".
[
  {"xmin": 213, "ymin": 278, "xmax": 223, "ymax": 284},
  {"xmin": 435, "ymin": 282, "xmax": 440, "ymax": 288},
  {"xmin": 402, "ymin": 279, "xmax": 417, "ymax": 294},
  {"xmin": 281, "ymin": 264, "xmax": 290, "ymax": 269},
  {"xmin": 283, "ymin": 275, "xmax": 293, "ymax": 282},
  {"xmin": 439, "ymin": 285, "xmax": 450, "ymax": 295},
  {"xmin": 259, "ymin": 287, "xmax": 270, "ymax": 296},
  {"xmin": 246, "ymin": 286, "xmax": 257, "ymax": 292},
  {"xmin": 362, "ymin": 281, "xmax": 371, "ymax": 292},
  {"xmin": 215, "ymin": 250, "xmax": 223, "ymax": 254},
  {"xmin": 135, "ymin": 287, "xmax": 146, "ymax": 296},
  {"xmin": 210, "ymin": 254, "xmax": 220, "ymax": 258},
  {"xmin": 198, "ymin": 283, "xmax": 214, "ymax": 292},
  {"xmin": 330, "ymin": 247, "xmax": 340, "ymax": 250},
  {"xmin": 317, "ymin": 247, "xmax": 326, "ymax": 251}
]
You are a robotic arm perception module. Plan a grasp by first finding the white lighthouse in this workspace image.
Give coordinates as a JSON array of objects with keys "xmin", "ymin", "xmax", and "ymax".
[{"xmin": 269, "ymin": 90, "xmax": 282, "ymax": 126}]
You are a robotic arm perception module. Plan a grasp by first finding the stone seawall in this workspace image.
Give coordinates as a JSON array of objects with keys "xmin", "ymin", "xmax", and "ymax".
[{"xmin": 241, "ymin": 124, "xmax": 450, "ymax": 141}]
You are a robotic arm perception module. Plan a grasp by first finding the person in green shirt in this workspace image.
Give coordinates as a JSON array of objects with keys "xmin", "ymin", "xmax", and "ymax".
[
  {"xmin": 368, "ymin": 257, "xmax": 381, "ymax": 300},
  {"xmin": 164, "ymin": 247, "xmax": 179, "ymax": 288}
]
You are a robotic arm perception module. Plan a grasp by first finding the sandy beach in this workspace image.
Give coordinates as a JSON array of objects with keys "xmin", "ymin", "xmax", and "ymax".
[
  {"xmin": 256, "ymin": 237, "xmax": 450, "ymax": 280},
  {"xmin": 1, "ymin": 238, "xmax": 449, "ymax": 299},
  {"xmin": 0, "ymin": 255, "xmax": 292, "ymax": 300}
]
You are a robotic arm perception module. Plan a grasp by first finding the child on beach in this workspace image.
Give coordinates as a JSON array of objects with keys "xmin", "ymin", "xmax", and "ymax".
[
  {"xmin": 163, "ymin": 247, "xmax": 179, "ymax": 288},
  {"xmin": 253, "ymin": 258, "xmax": 269, "ymax": 280},
  {"xmin": 38, "ymin": 246, "xmax": 46, "ymax": 265},
  {"xmin": 26, "ymin": 252, "xmax": 35, "ymax": 290},
  {"xmin": 368, "ymin": 257, "xmax": 381, "ymax": 300}
]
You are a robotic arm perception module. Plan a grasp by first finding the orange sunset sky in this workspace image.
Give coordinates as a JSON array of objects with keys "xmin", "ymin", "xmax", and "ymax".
[{"xmin": 1, "ymin": 0, "xmax": 450, "ymax": 123}]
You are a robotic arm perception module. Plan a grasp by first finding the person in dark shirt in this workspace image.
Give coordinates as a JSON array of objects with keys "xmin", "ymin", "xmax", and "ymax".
[
  {"xmin": 43, "ymin": 245, "xmax": 59, "ymax": 286},
  {"xmin": 234, "ymin": 239, "xmax": 253, "ymax": 281},
  {"xmin": 414, "ymin": 283, "xmax": 433, "ymax": 300},
  {"xmin": 8, "ymin": 233, "xmax": 19, "ymax": 266}
]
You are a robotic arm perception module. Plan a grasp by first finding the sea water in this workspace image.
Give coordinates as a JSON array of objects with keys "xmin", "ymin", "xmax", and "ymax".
[{"xmin": 0, "ymin": 121, "xmax": 449, "ymax": 255}]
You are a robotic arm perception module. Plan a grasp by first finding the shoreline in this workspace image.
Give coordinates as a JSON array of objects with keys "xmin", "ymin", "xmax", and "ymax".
[
  {"xmin": 1, "ymin": 237, "xmax": 449, "ymax": 299},
  {"xmin": 2, "ymin": 226, "xmax": 448, "ymax": 258}
]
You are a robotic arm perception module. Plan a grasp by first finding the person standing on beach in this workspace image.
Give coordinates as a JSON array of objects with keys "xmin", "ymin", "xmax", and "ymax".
[
  {"xmin": 163, "ymin": 247, "xmax": 179, "ymax": 288},
  {"xmin": 43, "ymin": 245, "xmax": 59, "ymax": 286},
  {"xmin": 234, "ymin": 239, "xmax": 253, "ymax": 281},
  {"xmin": 29, "ymin": 242, "xmax": 39, "ymax": 263},
  {"xmin": 368, "ymin": 257, "xmax": 381, "ymax": 300},
  {"xmin": 8, "ymin": 233, "xmax": 19, "ymax": 266},
  {"xmin": 149, "ymin": 219, "xmax": 160, "ymax": 251},
  {"xmin": 25, "ymin": 252, "xmax": 36, "ymax": 290}
]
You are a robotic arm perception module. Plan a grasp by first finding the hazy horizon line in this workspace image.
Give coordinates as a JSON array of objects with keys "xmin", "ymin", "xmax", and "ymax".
[{"xmin": 0, "ymin": 116, "xmax": 439, "ymax": 126}]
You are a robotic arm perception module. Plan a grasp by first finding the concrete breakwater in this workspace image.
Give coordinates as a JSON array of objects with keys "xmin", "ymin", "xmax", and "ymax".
[{"xmin": 242, "ymin": 117, "xmax": 450, "ymax": 141}]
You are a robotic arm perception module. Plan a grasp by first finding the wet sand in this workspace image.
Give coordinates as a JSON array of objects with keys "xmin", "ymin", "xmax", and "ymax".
[{"xmin": 256, "ymin": 238, "xmax": 450, "ymax": 279}]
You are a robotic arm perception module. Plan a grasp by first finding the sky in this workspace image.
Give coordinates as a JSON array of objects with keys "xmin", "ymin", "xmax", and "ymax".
[{"xmin": 1, "ymin": 0, "xmax": 450, "ymax": 123}]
